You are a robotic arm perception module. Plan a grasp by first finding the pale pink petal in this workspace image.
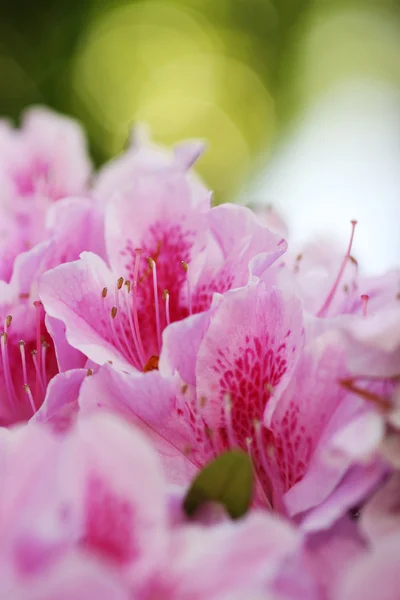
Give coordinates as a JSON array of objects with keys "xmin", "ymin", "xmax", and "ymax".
[
  {"xmin": 335, "ymin": 535, "xmax": 400, "ymax": 600},
  {"xmin": 159, "ymin": 297, "xmax": 221, "ymax": 385},
  {"xmin": 299, "ymin": 462, "xmax": 385, "ymax": 533},
  {"xmin": 173, "ymin": 140, "xmax": 206, "ymax": 170},
  {"xmin": 191, "ymin": 205, "xmax": 287, "ymax": 313},
  {"xmin": 304, "ymin": 516, "xmax": 366, "ymax": 599},
  {"xmin": 39, "ymin": 252, "xmax": 133, "ymax": 372},
  {"xmin": 1, "ymin": 552, "xmax": 130, "ymax": 600},
  {"xmin": 149, "ymin": 512, "xmax": 300, "ymax": 599},
  {"xmin": 197, "ymin": 283, "xmax": 303, "ymax": 425},
  {"xmin": 68, "ymin": 414, "xmax": 167, "ymax": 582},
  {"xmin": 32, "ymin": 369, "xmax": 88, "ymax": 433},
  {"xmin": 78, "ymin": 364, "xmax": 198, "ymax": 485},
  {"xmin": 45, "ymin": 315, "xmax": 86, "ymax": 373},
  {"xmin": 21, "ymin": 106, "xmax": 92, "ymax": 197},
  {"xmin": 361, "ymin": 472, "xmax": 400, "ymax": 543}
]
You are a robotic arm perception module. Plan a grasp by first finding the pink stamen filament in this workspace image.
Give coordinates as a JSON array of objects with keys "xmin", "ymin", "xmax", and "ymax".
[
  {"xmin": 109, "ymin": 306, "xmax": 128, "ymax": 359},
  {"xmin": 245, "ymin": 436, "xmax": 273, "ymax": 510},
  {"xmin": 361, "ymin": 294, "xmax": 369, "ymax": 317},
  {"xmin": 149, "ymin": 258, "xmax": 162, "ymax": 352},
  {"xmin": 182, "ymin": 261, "xmax": 193, "ymax": 315},
  {"xmin": 1, "ymin": 333, "xmax": 16, "ymax": 409},
  {"xmin": 132, "ymin": 250, "xmax": 146, "ymax": 365},
  {"xmin": 253, "ymin": 420, "xmax": 283, "ymax": 512},
  {"xmin": 41, "ymin": 343, "xmax": 48, "ymax": 388},
  {"xmin": 33, "ymin": 301, "xmax": 42, "ymax": 397},
  {"xmin": 121, "ymin": 283, "xmax": 144, "ymax": 369},
  {"xmin": 317, "ymin": 220, "xmax": 357, "ymax": 317},
  {"xmin": 113, "ymin": 289, "xmax": 141, "ymax": 368},
  {"xmin": 163, "ymin": 290, "xmax": 171, "ymax": 326},
  {"xmin": 24, "ymin": 385, "xmax": 36, "ymax": 415},
  {"xmin": 19, "ymin": 341, "xmax": 28, "ymax": 385},
  {"xmin": 31, "ymin": 351, "xmax": 45, "ymax": 396}
]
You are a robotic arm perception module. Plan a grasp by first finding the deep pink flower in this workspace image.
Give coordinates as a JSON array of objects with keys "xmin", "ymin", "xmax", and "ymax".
[
  {"xmin": 0, "ymin": 199, "xmax": 102, "ymax": 426},
  {"xmin": 40, "ymin": 140, "xmax": 285, "ymax": 373},
  {"xmin": 78, "ymin": 280, "xmax": 386, "ymax": 523}
]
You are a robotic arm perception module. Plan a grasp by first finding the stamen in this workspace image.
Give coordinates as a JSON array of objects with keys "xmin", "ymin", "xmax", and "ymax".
[
  {"xmin": 361, "ymin": 294, "xmax": 369, "ymax": 317},
  {"xmin": 33, "ymin": 301, "xmax": 42, "ymax": 375},
  {"xmin": 143, "ymin": 355, "xmax": 159, "ymax": 372},
  {"xmin": 317, "ymin": 220, "xmax": 357, "ymax": 317},
  {"xmin": 245, "ymin": 436, "xmax": 272, "ymax": 510},
  {"xmin": 41, "ymin": 342, "xmax": 49, "ymax": 388},
  {"xmin": 24, "ymin": 384, "xmax": 36, "ymax": 415},
  {"xmin": 113, "ymin": 289, "xmax": 139, "ymax": 367},
  {"xmin": 4, "ymin": 314, "xmax": 12, "ymax": 331},
  {"xmin": 1, "ymin": 332, "xmax": 16, "ymax": 408},
  {"xmin": 253, "ymin": 420, "xmax": 282, "ymax": 511},
  {"xmin": 120, "ymin": 281, "xmax": 143, "ymax": 368},
  {"xmin": 19, "ymin": 341, "xmax": 28, "ymax": 385},
  {"xmin": 182, "ymin": 261, "xmax": 192, "ymax": 315},
  {"xmin": 31, "ymin": 350, "xmax": 45, "ymax": 396},
  {"xmin": 340, "ymin": 378, "xmax": 392, "ymax": 411},
  {"xmin": 109, "ymin": 306, "xmax": 127, "ymax": 358},
  {"xmin": 163, "ymin": 289, "xmax": 171, "ymax": 326},
  {"xmin": 132, "ymin": 249, "xmax": 146, "ymax": 365},
  {"xmin": 294, "ymin": 254, "xmax": 303, "ymax": 274},
  {"xmin": 148, "ymin": 258, "xmax": 161, "ymax": 352}
]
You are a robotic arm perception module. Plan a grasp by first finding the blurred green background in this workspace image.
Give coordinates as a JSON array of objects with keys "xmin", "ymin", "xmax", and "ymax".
[{"xmin": 1, "ymin": 0, "xmax": 400, "ymax": 202}]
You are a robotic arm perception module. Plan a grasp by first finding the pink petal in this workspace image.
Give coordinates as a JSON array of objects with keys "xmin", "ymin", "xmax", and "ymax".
[
  {"xmin": 33, "ymin": 369, "xmax": 88, "ymax": 433},
  {"xmin": 78, "ymin": 364, "xmax": 198, "ymax": 485},
  {"xmin": 39, "ymin": 252, "xmax": 134, "ymax": 372}
]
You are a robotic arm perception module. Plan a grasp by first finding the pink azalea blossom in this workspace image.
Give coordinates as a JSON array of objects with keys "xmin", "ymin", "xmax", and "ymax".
[
  {"xmin": 78, "ymin": 280, "xmax": 386, "ymax": 523},
  {"xmin": 0, "ymin": 199, "xmax": 103, "ymax": 426},
  {"xmin": 0, "ymin": 413, "xmax": 304, "ymax": 599},
  {"xmin": 39, "ymin": 140, "xmax": 285, "ymax": 373},
  {"xmin": 0, "ymin": 107, "xmax": 92, "ymax": 282}
]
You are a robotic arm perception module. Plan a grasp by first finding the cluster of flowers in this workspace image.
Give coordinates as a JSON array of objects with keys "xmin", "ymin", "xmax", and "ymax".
[{"xmin": 0, "ymin": 107, "xmax": 399, "ymax": 599}]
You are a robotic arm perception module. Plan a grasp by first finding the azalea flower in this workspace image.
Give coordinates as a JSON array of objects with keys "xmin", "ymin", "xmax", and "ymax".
[
  {"xmin": 0, "ymin": 199, "xmax": 103, "ymax": 426},
  {"xmin": 0, "ymin": 107, "xmax": 92, "ymax": 282},
  {"xmin": 39, "ymin": 137, "xmax": 285, "ymax": 374},
  {"xmin": 78, "ymin": 280, "xmax": 386, "ymax": 524},
  {"xmin": 0, "ymin": 413, "xmax": 304, "ymax": 599}
]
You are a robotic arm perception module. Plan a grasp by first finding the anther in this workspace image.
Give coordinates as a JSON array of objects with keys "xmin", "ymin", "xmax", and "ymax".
[
  {"xmin": 5, "ymin": 315, "xmax": 12, "ymax": 328},
  {"xmin": 102, "ymin": 287, "xmax": 108, "ymax": 298},
  {"xmin": 117, "ymin": 277, "xmax": 124, "ymax": 290},
  {"xmin": 111, "ymin": 306, "xmax": 117, "ymax": 319},
  {"xmin": 181, "ymin": 261, "xmax": 193, "ymax": 315},
  {"xmin": 87, "ymin": 368, "xmax": 93, "ymax": 376},
  {"xmin": 361, "ymin": 294, "xmax": 369, "ymax": 318},
  {"xmin": 163, "ymin": 289, "xmax": 170, "ymax": 326},
  {"xmin": 143, "ymin": 355, "xmax": 159, "ymax": 372}
]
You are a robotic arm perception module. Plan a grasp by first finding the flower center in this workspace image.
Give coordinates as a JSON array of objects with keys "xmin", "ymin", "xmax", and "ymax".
[
  {"xmin": 101, "ymin": 248, "xmax": 193, "ymax": 372},
  {"xmin": 0, "ymin": 301, "xmax": 57, "ymax": 422}
]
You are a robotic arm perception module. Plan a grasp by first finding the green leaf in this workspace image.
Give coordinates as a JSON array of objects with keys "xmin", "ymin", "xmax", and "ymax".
[{"xmin": 183, "ymin": 450, "xmax": 254, "ymax": 520}]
